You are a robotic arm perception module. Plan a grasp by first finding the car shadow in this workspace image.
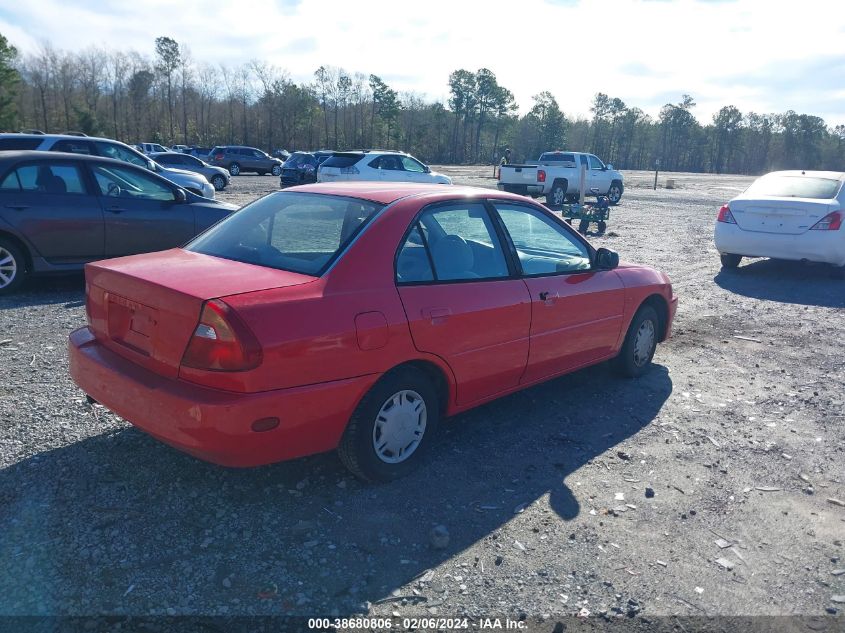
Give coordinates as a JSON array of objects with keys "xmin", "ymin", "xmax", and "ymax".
[
  {"xmin": 0, "ymin": 274, "xmax": 85, "ymax": 309},
  {"xmin": 0, "ymin": 362, "xmax": 671, "ymax": 615},
  {"xmin": 714, "ymin": 259, "xmax": 845, "ymax": 308}
]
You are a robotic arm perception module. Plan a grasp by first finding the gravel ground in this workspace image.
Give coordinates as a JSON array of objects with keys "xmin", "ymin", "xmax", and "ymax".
[{"xmin": 0, "ymin": 167, "xmax": 843, "ymax": 622}]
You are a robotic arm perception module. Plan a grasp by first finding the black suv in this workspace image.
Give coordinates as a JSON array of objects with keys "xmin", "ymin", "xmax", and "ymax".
[
  {"xmin": 279, "ymin": 151, "xmax": 334, "ymax": 188},
  {"xmin": 207, "ymin": 146, "xmax": 283, "ymax": 177}
]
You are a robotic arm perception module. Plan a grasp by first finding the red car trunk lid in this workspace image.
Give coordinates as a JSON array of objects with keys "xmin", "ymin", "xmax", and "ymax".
[{"xmin": 85, "ymin": 249, "xmax": 316, "ymax": 377}]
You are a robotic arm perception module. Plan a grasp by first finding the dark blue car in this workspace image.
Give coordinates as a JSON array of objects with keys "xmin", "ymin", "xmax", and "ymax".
[{"xmin": 279, "ymin": 151, "xmax": 334, "ymax": 188}]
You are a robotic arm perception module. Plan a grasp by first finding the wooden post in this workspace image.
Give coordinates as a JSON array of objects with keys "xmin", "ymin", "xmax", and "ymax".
[{"xmin": 653, "ymin": 159, "xmax": 660, "ymax": 190}]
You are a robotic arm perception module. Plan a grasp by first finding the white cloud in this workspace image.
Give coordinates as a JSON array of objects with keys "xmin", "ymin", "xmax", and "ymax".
[{"xmin": 2, "ymin": 0, "xmax": 844, "ymax": 124}]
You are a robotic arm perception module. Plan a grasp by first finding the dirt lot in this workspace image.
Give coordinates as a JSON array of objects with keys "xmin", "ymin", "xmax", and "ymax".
[{"xmin": 1, "ymin": 167, "xmax": 843, "ymax": 624}]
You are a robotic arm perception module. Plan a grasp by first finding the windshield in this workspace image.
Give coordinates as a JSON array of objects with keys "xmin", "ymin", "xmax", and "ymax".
[
  {"xmin": 186, "ymin": 192, "xmax": 383, "ymax": 276},
  {"xmin": 745, "ymin": 175, "xmax": 842, "ymax": 199}
]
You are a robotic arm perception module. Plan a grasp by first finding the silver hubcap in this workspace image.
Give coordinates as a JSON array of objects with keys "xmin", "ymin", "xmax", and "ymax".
[
  {"xmin": 553, "ymin": 188, "xmax": 564, "ymax": 205},
  {"xmin": 633, "ymin": 319, "xmax": 656, "ymax": 367},
  {"xmin": 273, "ymin": 166, "xmax": 281, "ymax": 175},
  {"xmin": 213, "ymin": 177, "xmax": 225, "ymax": 190},
  {"xmin": 230, "ymin": 165, "xmax": 239, "ymax": 175},
  {"xmin": 372, "ymin": 389, "xmax": 427, "ymax": 464},
  {"xmin": 609, "ymin": 186, "xmax": 621, "ymax": 202},
  {"xmin": 0, "ymin": 247, "xmax": 18, "ymax": 289}
]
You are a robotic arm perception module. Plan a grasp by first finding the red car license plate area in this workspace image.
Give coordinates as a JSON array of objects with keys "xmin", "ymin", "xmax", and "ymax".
[{"xmin": 106, "ymin": 293, "xmax": 159, "ymax": 357}]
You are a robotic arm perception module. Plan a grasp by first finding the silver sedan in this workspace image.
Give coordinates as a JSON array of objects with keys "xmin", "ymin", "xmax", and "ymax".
[{"xmin": 149, "ymin": 152, "xmax": 231, "ymax": 191}]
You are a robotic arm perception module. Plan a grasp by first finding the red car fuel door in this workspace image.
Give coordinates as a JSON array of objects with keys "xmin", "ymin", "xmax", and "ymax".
[
  {"xmin": 491, "ymin": 200, "xmax": 626, "ymax": 383},
  {"xmin": 395, "ymin": 203, "xmax": 532, "ymax": 407}
]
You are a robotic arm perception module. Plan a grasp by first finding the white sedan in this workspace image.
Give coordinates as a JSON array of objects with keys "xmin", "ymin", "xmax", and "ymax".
[
  {"xmin": 318, "ymin": 150, "xmax": 452, "ymax": 185},
  {"xmin": 714, "ymin": 170, "xmax": 844, "ymax": 278}
]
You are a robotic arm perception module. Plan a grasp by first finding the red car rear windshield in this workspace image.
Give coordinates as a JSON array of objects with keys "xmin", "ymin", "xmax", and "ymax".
[
  {"xmin": 745, "ymin": 175, "xmax": 842, "ymax": 199},
  {"xmin": 186, "ymin": 192, "xmax": 383, "ymax": 276}
]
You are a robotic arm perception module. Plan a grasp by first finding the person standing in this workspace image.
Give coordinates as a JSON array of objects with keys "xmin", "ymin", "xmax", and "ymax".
[{"xmin": 496, "ymin": 148, "xmax": 512, "ymax": 179}]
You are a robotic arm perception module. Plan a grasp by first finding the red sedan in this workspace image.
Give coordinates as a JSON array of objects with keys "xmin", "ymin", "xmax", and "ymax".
[{"xmin": 69, "ymin": 183, "xmax": 676, "ymax": 481}]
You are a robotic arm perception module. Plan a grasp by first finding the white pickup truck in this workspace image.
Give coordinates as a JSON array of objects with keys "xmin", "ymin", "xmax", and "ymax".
[{"xmin": 498, "ymin": 151, "xmax": 624, "ymax": 207}]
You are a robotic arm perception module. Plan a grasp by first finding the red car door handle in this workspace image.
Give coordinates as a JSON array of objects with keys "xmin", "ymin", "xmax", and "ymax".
[
  {"xmin": 421, "ymin": 307, "xmax": 452, "ymax": 323},
  {"xmin": 539, "ymin": 291, "xmax": 559, "ymax": 303}
]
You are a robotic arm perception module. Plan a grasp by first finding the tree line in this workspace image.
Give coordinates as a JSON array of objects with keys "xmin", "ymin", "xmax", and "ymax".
[{"xmin": 0, "ymin": 33, "xmax": 843, "ymax": 174}]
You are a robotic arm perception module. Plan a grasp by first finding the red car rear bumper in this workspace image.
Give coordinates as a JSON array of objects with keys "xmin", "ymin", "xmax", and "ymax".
[{"xmin": 68, "ymin": 327, "xmax": 377, "ymax": 467}]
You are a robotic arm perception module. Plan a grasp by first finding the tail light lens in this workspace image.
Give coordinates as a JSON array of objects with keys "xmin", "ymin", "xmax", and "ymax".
[
  {"xmin": 181, "ymin": 300, "xmax": 262, "ymax": 371},
  {"xmin": 214, "ymin": 153, "xmax": 224, "ymax": 161},
  {"xmin": 537, "ymin": 169, "xmax": 546, "ymax": 183},
  {"xmin": 810, "ymin": 210, "xmax": 842, "ymax": 231},
  {"xmin": 716, "ymin": 204, "xmax": 736, "ymax": 224}
]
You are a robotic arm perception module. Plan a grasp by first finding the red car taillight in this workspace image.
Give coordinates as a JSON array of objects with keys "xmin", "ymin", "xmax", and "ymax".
[
  {"xmin": 214, "ymin": 153, "xmax": 224, "ymax": 161},
  {"xmin": 716, "ymin": 204, "xmax": 736, "ymax": 224},
  {"xmin": 537, "ymin": 169, "xmax": 546, "ymax": 183},
  {"xmin": 810, "ymin": 210, "xmax": 842, "ymax": 231},
  {"xmin": 181, "ymin": 300, "xmax": 262, "ymax": 371}
]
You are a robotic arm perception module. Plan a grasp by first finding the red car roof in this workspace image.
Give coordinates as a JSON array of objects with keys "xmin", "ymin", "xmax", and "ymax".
[{"xmin": 286, "ymin": 181, "xmax": 525, "ymax": 206}]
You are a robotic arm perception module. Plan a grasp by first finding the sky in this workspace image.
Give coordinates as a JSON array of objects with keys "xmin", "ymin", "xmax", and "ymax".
[{"xmin": 1, "ymin": 0, "xmax": 844, "ymax": 126}]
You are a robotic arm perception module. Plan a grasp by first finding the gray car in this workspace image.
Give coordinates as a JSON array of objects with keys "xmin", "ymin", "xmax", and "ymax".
[
  {"xmin": 0, "ymin": 151, "xmax": 237, "ymax": 295},
  {"xmin": 207, "ymin": 146, "xmax": 284, "ymax": 176},
  {"xmin": 150, "ymin": 152, "xmax": 230, "ymax": 191}
]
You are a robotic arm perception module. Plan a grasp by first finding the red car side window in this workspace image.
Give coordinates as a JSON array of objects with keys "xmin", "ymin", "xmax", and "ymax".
[
  {"xmin": 417, "ymin": 204, "xmax": 510, "ymax": 282},
  {"xmin": 494, "ymin": 203, "xmax": 591, "ymax": 275}
]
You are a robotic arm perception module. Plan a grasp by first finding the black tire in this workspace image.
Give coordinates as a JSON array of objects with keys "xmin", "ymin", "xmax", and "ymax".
[
  {"xmin": 211, "ymin": 175, "xmax": 227, "ymax": 191},
  {"xmin": 338, "ymin": 366, "xmax": 440, "ymax": 482},
  {"xmin": 613, "ymin": 305, "xmax": 659, "ymax": 378},
  {"xmin": 228, "ymin": 163, "xmax": 241, "ymax": 176},
  {"xmin": 0, "ymin": 237, "xmax": 27, "ymax": 295},
  {"xmin": 578, "ymin": 219, "xmax": 589, "ymax": 234},
  {"xmin": 720, "ymin": 253, "xmax": 742, "ymax": 269},
  {"xmin": 546, "ymin": 181, "xmax": 567, "ymax": 207},
  {"xmin": 607, "ymin": 181, "xmax": 623, "ymax": 205},
  {"xmin": 597, "ymin": 220, "xmax": 607, "ymax": 234},
  {"xmin": 271, "ymin": 165, "xmax": 282, "ymax": 177}
]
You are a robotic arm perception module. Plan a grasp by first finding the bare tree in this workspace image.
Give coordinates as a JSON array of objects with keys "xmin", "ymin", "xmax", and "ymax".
[{"xmin": 154, "ymin": 36, "xmax": 180, "ymax": 141}]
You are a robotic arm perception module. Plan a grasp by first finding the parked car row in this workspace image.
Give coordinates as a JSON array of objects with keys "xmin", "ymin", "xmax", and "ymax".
[{"xmin": 0, "ymin": 134, "xmax": 216, "ymax": 199}]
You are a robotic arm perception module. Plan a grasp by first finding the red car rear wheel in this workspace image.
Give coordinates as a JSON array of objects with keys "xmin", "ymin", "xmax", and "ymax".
[{"xmin": 338, "ymin": 366, "xmax": 440, "ymax": 482}]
